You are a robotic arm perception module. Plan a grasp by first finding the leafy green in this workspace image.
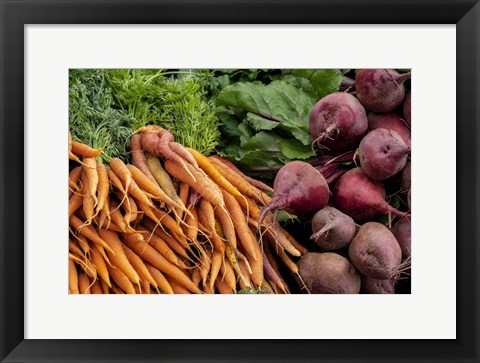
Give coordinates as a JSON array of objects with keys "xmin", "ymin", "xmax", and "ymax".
[
  {"xmin": 69, "ymin": 69, "xmax": 135, "ymax": 163},
  {"xmin": 282, "ymin": 69, "xmax": 342, "ymax": 101},
  {"xmin": 106, "ymin": 69, "xmax": 220, "ymax": 155}
]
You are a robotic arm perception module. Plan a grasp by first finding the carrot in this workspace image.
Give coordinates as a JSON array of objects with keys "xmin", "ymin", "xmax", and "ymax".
[
  {"xmin": 69, "ymin": 166, "xmax": 83, "ymax": 194},
  {"xmin": 198, "ymin": 199, "xmax": 225, "ymax": 253},
  {"xmin": 91, "ymin": 280, "xmax": 103, "ymax": 294},
  {"xmin": 109, "ymin": 199, "xmax": 129, "ymax": 232},
  {"xmin": 145, "ymin": 153, "xmax": 185, "ymax": 214},
  {"xmin": 214, "ymin": 200, "xmax": 237, "ymax": 249},
  {"xmin": 140, "ymin": 278, "xmax": 151, "ymax": 294},
  {"xmin": 78, "ymin": 272, "xmax": 92, "ymax": 294},
  {"xmin": 130, "ymin": 133, "xmax": 158, "ymax": 184},
  {"xmin": 151, "ymin": 208, "xmax": 189, "ymax": 248},
  {"xmin": 98, "ymin": 229, "xmax": 140, "ymax": 286},
  {"xmin": 224, "ymin": 244, "xmax": 246, "ymax": 288},
  {"xmin": 199, "ymin": 246, "xmax": 211, "ymax": 287},
  {"xmin": 208, "ymin": 250, "xmax": 224, "ymax": 291},
  {"xmin": 208, "ymin": 156, "xmax": 272, "ymax": 205},
  {"xmin": 182, "ymin": 206, "xmax": 199, "ymax": 244},
  {"xmin": 222, "ymin": 191, "xmax": 257, "ymax": 259},
  {"xmin": 121, "ymin": 233, "xmax": 201, "ymax": 294},
  {"xmin": 95, "ymin": 161, "xmax": 110, "ymax": 214},
  {"xmin": 110, "ymin": 285, "xmax": 125, "ymax": 294},
  {"xmin": 109, "ymin": 157, "xmax": 133, "ymax": 209},
  {"xmin": 114, "ymin": 191, "xmax": 138, "ymax": 228},
  {"xmin": 69, "ymin": 214, "xmax": 114, "ymax": 255},
  {"xmin": 210, "ymin": 155, "xmax": 274, "ymax": 193},
  {"xmin": 243, "ymin": 230, "xmax": 264, "ymax": 288},
  {"xmin": 178, "ymin": 182, "xmax": 190, "ymax": 209},
  {"xmin": 277, "ymin": 225, "xmax": 309, "ymax": 256},
  {"xmin": 83, "ymin": 157, "xmax": 99, "ymax": 207},
  {"xmin": 88, "ymin": 244, "xmax": 111, "ymax": 287},
  {"xmin": 69, "ymin": 191, "xmax": 84, "ymax": 218},
  {"xmin": 68, "ymin": 132, "xmax": 89, "ymax": 166},
  {"xmin": 71, "ymin": 233, "xmax": 90, "ymax": 256},
  {"xmin": 126, "ymin": 164, "xmax": 184, "ymax": 213},
  {"xmin": 136, "ymin": 225, "xmax": 184, "ymax": 268},
  {"xmin": 164, "ymin": 159, "xmax": 224, "ymax": 209},
  {"xmin": 166, "ymin": 276, "xmax": 192, "ymax": 294},
  {"xmin": 122, "ymin": 244, "xmax": 159, "ymax": 291},
  {"xmin": 269, "ymin": 222, "xmax": 301, "ymax": 257},
  {"xmin": 145, "ymin": 263, "xmax": 174, "ymax": 294},
  {"xmin": 191, "ymin": 266, "xmax": 202, "ymax": 287},
  {"xmin": 100, "ymin": 279, "xmax": 110, "ymax": 294},
  {"xmin": 262, "ymin": 245, "xmax": 288, "ymax": 294},
  {"xmin": 219, "ymin": 256, "xmax": 237, "ymax": 292},
  {"xmin": 141, "ymin": 218, "xmax": 189, "ymax": 259},
  {"xmin": 69, "ymin": 239, "xmax": 85, "ymax": 258},
  {"xmin": 69, "ymin": 258, "xmax": 79, "ymax": 294},
  {"xmin": 187, "ymin": 148, "xmax": 245, "ymax": 202},
  {"xmin": 71, "ymin": 140, "xmax": 102, "ymax": 158},
  {"xmin": 81, "ymin": 170, "xmax": 96, "ymax": 224},
  {"xmin": 69, "ymin": 253, "xmax": 97, "ymax": 280},
  {"xmin": 107, "ymin": 263, "xmax": 136, "ymax": 294},
  {"xmin": 238, "ymin": 259, "xmax": 252, "ymax": 291},
  {"xmin": 215, "ymin": 278, "xmax": 235, "ymax": 294}
]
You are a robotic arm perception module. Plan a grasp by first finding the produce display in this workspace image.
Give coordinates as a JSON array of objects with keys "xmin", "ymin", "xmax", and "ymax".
[{"xmin": 68, "ymin": 69, "xmax": 411, "ymax": 294}]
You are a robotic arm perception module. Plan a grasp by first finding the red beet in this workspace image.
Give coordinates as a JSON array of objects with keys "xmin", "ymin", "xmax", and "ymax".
[
  {"xmin": 258, "ymin": 161, "xmax": 329, "ymax": 224},
  {"xmin": 358, "ymin": 128, "xmax": 410, "ymax": 181},
  {"xmin": 367, "ymin": 112, "xmax": 411, "ymax": 145},
  {"xmin": 332, "ymin": 167, "xmax": 409, "ymax": 221},
  {"xmin": 403, "ymin": 90, "xmax": 411, "ymax": 125},
  {"xmin": 310, "ymin": 206, "xmax": 356, "ymax": 250},
  {"xmin": 401, "ymin": 161, "xmax": 411, "ymax": 192},
  {"xmin": 349, "ymin": 222, "xmax": 410, "ymax": 280},
  {"xmin": 298, "ymin": 252, "xmax": 361, "ymax": 294},
  {"xmin": 309, "ymin": 92, "xmax": 368, "ymax": 154},
  {"xmin": 355, "ymin": 69, "xmax": 411, "ymax": 112},
  {"xmin": 361, "ymin": 275, "xmax": 396, "ymax": 294},
  {"xmin": 390, "ymin": 218, "xmax": 411, "ymax": 259}
]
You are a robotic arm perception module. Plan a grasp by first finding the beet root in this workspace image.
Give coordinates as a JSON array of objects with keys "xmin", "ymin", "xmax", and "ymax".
[
  {"xmin": 310, "ymin": 206, "xmax": 356, "ymax": 250},
  {"xmin": 349, "ymin": 222, "xmax": 410, "ymax": 280},
  {"xmin": 355, "ymin": 69, "xmax": 410, "ymax": 112},
  {"xmin": 390, "ymin": 218, "xmax": 411, "ymax": 260},
  {"xmin": 309, "ymin": 92, "xmax": 368, "ymax": 154},
  {"xmin": 367, "ymin": 112, "xmax": 411, "ymax": 145},
  {"xmin": 297, "ymin": 252, "xmax": 361, "ymax": 294},
  {"xmin": 258, "ymin": 161, "xmax": 329, "ymax": 225},
  {"xmin": 403, "ymin": 90, "xmax": 411, "ymax": 125},
  {"xmin": 332, "ymin": 167, "xmax": 409, "ymax": 221},
  {"xmin": 358, "ymin": 128, "xmax": 411, "ymax": 181},
  {"xmin": 361, "ymin": 275, "xmax": 396, "ymax": 294}
]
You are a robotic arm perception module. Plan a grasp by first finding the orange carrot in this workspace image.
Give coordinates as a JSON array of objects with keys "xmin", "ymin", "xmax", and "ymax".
[
  {"xmin": 122, "ymin": 244, "xmax": 159, "ymax": 290},
  {"xmin": 69, "ymin": 191, "xmax": 84, "ymax": 218},
  {"xmin": 277, "ymin": 225, "xmax": 309, "ymax": 256},
  {"xmin": 69, "ymin": 166, "xmax": 83, "ymax": 194},
  {"xmin": 81, "ymin": 170, "xmax": 96, "ymax": 224},
  {"xmin": 166, "ymin": 275, "xmax": 192, "ymax": 294},
  {"xmin": 121, "ymin": 233, "xmax": 201, "ymax": 294},
  {"xmin": 100, "ymin": 279, "xmax": 110, "ymax": 294},
  {"xmin": 107, "ymin": 263, "xmax": 136, "ymax": 294},
  {"xmin": 197, "ymin": 199, "xmax": 225, "ymax": 254},
  {"xmin": 98, "ymin": 229, "xmax": 140, "ymax": 286},
  {"xmin": 110, "ymin": 285, "xmax": 125, "ymax": 294},
  {"xmin": 109, "ymin": 199, "xmax": 129, "ymax": 232},
  {"xmin": 210, "ymin": 155, "xmax": 274, "ymax": 193},
  {"xmin": 95, "ymin": 161, "xmax": 109, "ymax": 214},
  {"xmin": 69, "ymin": 253, "xmax": 97, "ymax": 280},
  {"xmin": 145, "ymin": 263, "xmax": 174, "ymax": 294},
  {"xmin": 71, "ymin": 139, "xmax": 102, "ymax": 158},
  {"xmin": 164, "ymin": 159, "xmax": 224, "ymax": 208},
  {"xmin": 178, "ymin": 182, "xmax": 190, "ymax": 208},
  {"xmin": 191, "ymin": 266, "xmax": 202, "ymax": 287},
  {"xmin": 78, "ymin": 272, "xmax": 92, "ymax": 294},
  {"xmin": 136, "ymin": 225, "xmax": 184, "ymax": 267},
  {"xmin": 238, "ymin": 259, "xmax": 252, "ymax": 291},
  {"xmin": 83, "ymin": 157, "xmax": 99, "ymax": 207},
  {"xmin": 208, "ymin": 156, "xmax": 272, "ymax": 205},
  {"xmin": 219, "ymin": 256, "xmax": 237, "ymax": 292},
  {"xmin": 88, "ymin": 244, "xmax": 111, "ymax": 287},
  {"xmin": 215, "ymin": 278, "xmax": 235, "ymax": 294},
  {"xmin": 91, "ymin": 280, "xmax": 103, "ymax": 294},
  {"xmin": 69, "ymin": 258, "xmax": 79, "ymax": 294},
  {"xmin": 214, "ymin": 200, "xmax": 237, "ymax": 249},
  {"xmin": 69, "ymin": 214, "xmax": 114, "ymax": 255},
  {"xmin": 208, "ymin": 250, "xmax": 224, "ymax": 291}
]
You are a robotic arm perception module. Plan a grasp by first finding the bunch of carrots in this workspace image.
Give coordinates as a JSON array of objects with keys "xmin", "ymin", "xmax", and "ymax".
[{"xmin": 68, "ymin": 126, "xmax": 309, "ymax": 294}]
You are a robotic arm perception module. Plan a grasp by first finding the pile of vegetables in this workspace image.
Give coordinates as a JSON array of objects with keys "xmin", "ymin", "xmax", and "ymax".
[{"xmin": 68, "ymin": 68, "xmax": 411, "ymax": 294}]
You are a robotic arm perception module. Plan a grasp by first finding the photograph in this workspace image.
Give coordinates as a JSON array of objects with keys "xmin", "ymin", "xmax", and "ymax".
[{"xmin": 68, "ymin": 68, "xmax": 412, "ymax": 295}]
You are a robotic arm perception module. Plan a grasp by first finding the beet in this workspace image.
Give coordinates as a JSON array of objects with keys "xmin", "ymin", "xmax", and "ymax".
[
  {"xmin": 390, "ymin": 218, "xmax": 411, "ymax": 259},
  {"xmin": 361, "ymin": 275, "xmax": 396, "ymax": 294},
  {"xmin": 297, "ymin": 252, "xmax": 361, "ymax": 294},
  {"xmin": 403, "ymin": 90, "xmax": 411, "ymax": 125},
  {"xmin": 332, "ymin": 167, "xmax": 409, "ymax": 221},
  {"xmin": 258, "ymin": 161, "xmax": 329, "ymax": 224},
  {"xmin": 358, "ymin": 128, "xmax": 410, "ymax": 181},
  {"xmin": 310, "ymin": 206, "xmax": 356, "ymax": 250},
  {"xmin": 349, "ymin": 222, "xmax": 410, "ymax": 280},
  {"xmin": 367, "ymin": 112, "xmax": 411, "ymax": 145},
  {"xmin": 401, "ymin": 161, "xmax": 411, "ymax": 192},
  {"xmin": 355, "ymin": 69, "xmax": 411, "ymax": 112},
  {"xmin": 309, "ymin": 92, "xmax": 368, "ymax": 154}
]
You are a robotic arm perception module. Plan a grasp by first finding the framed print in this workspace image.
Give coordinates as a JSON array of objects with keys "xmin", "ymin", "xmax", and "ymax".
[{"xmin": 1, "ymin": 1, "xmax": 479, "ymax": 362}]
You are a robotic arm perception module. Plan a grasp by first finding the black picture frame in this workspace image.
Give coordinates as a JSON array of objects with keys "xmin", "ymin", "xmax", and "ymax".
[{"xmin": 1, "ymin": 1, "xmax": 479, "ymax": 362}]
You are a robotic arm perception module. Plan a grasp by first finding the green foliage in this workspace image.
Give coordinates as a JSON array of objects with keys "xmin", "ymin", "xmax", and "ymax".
[{"xmin": 69, "ymin": 69, "xmax": 134, "ymax": 163}]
